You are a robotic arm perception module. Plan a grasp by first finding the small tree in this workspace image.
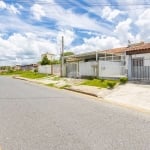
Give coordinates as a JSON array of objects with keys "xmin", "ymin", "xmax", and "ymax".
[
  {"xmin": 63, "ymin": 51, "xmax": 74, "ymax": 56},
  {"xmin": 41, "ymin": 55, "xmax": 50, "ymax": 65},
  {"xmin": 51, "ymin": 59, "xmax": 60, "ymax": 64}
]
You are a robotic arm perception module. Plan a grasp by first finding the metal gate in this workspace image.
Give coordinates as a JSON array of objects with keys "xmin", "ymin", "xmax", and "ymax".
[
  {"xmin": 66, "ymin": 63, "xmax": 78, "ymax": 78},
  {"xmin": 131, "ymin": 57, "xmax": 150, "ymax": 80}
]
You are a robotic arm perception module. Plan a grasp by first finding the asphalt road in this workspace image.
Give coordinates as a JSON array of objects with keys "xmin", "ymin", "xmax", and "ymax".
[{"xmin": 0, "ymin": 76, "xmax": 150, "ymax": 150}]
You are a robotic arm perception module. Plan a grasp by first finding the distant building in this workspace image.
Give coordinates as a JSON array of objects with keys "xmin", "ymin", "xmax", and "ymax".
[
  {"xmin": 14, "ymin": 64, "xmax": 38, "ymax": 71},
  {"xmin": 14, "ymin": 65, "xmax": 21, "ymax": 70},
  {"xmin": 41, "ymin": 52, "xmax": 55, "ymax": 61}
]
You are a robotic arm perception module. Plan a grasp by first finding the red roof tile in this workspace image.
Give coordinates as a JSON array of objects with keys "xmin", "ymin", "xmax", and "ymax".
[
  {"xmin": 126, "ymin": 43, "xmax": 150, "ymax": 52},
  {"xmin": 101, "ymin": 47, "xmax": 126, "ymax": 54},
  {"xmin": 102, "ymin": 42, "xmax": 150, "ymax": 55}
]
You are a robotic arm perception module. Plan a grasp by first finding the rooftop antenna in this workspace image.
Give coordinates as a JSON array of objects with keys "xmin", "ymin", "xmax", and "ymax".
[{"xmin": 128, "ymin": 40, "xmax": 131, "ymax": 47}]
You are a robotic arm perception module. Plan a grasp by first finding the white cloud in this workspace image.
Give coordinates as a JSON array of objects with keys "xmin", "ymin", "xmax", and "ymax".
[
  {"xmin": 115, "ymin": 18, "xmax": 132, "ymax": 33},
  {"xmin": 31, "ymin": 4, "xmax": 46, "ymax": 20},
  {"xmin": 102, "ymin": 6, "xmax": 123, "ymax": 21},
  {"xmin": 0, "ymin": 13, "xmax": 57, "ymax": 38},
  {"xmin": 0, "ymin": 33, "xmax": 58, "ymax": 65},
  {"xmin": 0, "ymin": 1, "xmax": 20, "ymax": 14},
  {"xmin": 8, "ymin": 5, "xmax": 20, "ymax": 14},
  {"xmin": 135, "ymin": 8, "xmax": 150, "ymax": 42},
  {"xmin": 114, "ymin": 18, "xmax": 135, "ymax": 44},
  {"xmin": 57, "ymin": 29, "xmax": 76, "ymax": 48},
  {"xmin": 72, "ymin": 36, "xmax": 121, "ymax": 53},
  {"xmin": 30, "ymin": 2, "xmax": 110, "ymax": 34},
  {"xmin": 136, "ymin": 9, "xmax": 150, "ymax": 30},
  {"xmin": 0, "ymin": 1, "xmax": 6, "ymax": 9}
]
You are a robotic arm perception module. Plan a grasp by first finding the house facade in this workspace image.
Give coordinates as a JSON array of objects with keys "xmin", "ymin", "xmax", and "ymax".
[
  {"xmin": 125, "ymin": 42, "xmax": 150, "ymax": 81},
  {"xmin": 64, "ymin": 49, "xmax": 126, "ymax": 79},
  {"xmin": 64, "ymin": 42, "xmax": 150, "ymax": 81}
]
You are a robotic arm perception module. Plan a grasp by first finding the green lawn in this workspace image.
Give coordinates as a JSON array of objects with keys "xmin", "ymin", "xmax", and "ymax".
[
  {"xmin": 0, "ymin": 70, "xmax": 127, "ymax": 88},
  {"xmin": 0, "ymin": 70, "xmax": 23, "ymax": 76},
  {"xmin": 0, "ymin": 70, "xmax": 47, "ymax": 79},
  {"xmin": 81, "ymin": 79, "xmax": 119, "ymax": 89},
  {"xmin": 20, "ymin": 71, "xmax": 47, "ymax": 79}
]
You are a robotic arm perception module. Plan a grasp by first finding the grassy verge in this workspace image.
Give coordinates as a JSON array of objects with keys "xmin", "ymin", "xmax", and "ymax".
[
  {"xmin": 0, "ymin": 70, "xmax": 47, "ymax": 79},
  {"xmin": 20, "ymin": 71, "xmax": 47, "ymax": 79},
  {"xmin": 46, "ymin": 83, "xmax": 55, "ymax": 87},
  {"xmin": 46, "ymin": 83, "xmax": 71, "ymax": 89},
  {"xmin": 81, "ymin": 79, "xmax": 119, "ymax": 89},
  {"xmin": 0, "ymin": 70, "xmax": 23, "ymax": 76}
]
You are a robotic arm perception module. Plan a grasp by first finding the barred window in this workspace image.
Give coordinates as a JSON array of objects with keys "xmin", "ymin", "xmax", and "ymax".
[{"xmin": 132, "ymin": 58, "xmax": 144, "ymax": 66}]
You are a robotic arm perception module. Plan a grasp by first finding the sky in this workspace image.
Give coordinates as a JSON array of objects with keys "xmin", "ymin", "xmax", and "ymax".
[{"xmin": 0, "ymin": 0, "xmax": 150, "ymax": 66}]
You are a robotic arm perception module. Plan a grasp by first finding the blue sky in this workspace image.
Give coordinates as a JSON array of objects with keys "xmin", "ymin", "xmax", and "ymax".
[{"xmin": 0, "ymin": 0, "xmax": 150, "ymax": 65}]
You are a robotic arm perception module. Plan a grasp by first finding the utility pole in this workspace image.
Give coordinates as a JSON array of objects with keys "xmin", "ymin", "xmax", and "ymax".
[
  {"xmin": 96, "ymin": 50, "xmax": 99, "ymax": 78},
  {"xmin": 60, "ymin": 36, "xmax": 64, "ymax": 77}
]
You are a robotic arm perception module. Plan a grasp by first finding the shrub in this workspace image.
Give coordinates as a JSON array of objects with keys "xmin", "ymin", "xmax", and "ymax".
[
  {"xmin": 100, "ymin": 78, "xmax": 105, "ymax": 82},
  {"xmin": 119, "ymin": 77, "xmax": 128, "ymax": 84},
  {"xmin": 107, "ymin": 81, "xmax": 116, "ymax": 89},
  {"xmin": 47, "ymin": 83, "xmax": 55, "ymax": 87},
  {"xmin": 8, "ymin": 69, "xmax": 14, "ymax": 73},
  {"xmin": 34, "ymin": 68, "xmax": 38, "ymax": 73}
]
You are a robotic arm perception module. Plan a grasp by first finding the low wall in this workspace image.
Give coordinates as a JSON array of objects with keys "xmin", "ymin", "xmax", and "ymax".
[
  {"xmin": 38, "ymin": 65, "xmax": 51, "ymax": 74},
  {"xmin": 38, "ymin": 64, "xmax": 61, "ymax": 76}
]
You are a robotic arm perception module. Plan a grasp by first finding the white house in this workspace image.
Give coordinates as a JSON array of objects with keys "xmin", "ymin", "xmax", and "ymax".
[
  {"xmin": 64, "ymin": 42, "xmax": 150, "ymax": 81},
  {"xmin": 125, "ymin": 42, "xmax": 150, "ymax": 81},
  {"xmin": 64, "ymin": 48, "xmax": 127, "ymax": 79},
  {"xmin": 41, "ymin": 52, "xmax": 55, "ymax": 61}
]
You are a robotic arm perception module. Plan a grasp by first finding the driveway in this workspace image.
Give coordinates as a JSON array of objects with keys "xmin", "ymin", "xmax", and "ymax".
[
  {"xmin": 0, "ymin": 76, "xmax": 150, "ymax": 150},
  {"xmin": 99, "ymin": 83, "xmax": 150, "ymax": 112}
]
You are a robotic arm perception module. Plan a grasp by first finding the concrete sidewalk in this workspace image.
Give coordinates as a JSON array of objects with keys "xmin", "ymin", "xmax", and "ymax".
[
  {"xmin": 68, "ymin": 83, "xmax": 150, "ymax": 113},
  {"xmin": 14, "ymin": 76, "xmax": 150, "ymax": 113}
]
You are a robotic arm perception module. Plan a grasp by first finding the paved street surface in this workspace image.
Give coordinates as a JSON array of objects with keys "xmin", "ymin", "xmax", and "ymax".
[{"xmin": 0, "ymin": 76, "xmax": 150, "ymax": 150}]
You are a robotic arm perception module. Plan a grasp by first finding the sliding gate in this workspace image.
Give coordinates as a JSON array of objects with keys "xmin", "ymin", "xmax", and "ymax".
[{"xmin": 131, "ymin": 57, "xmax": 150, "ymax": 81}]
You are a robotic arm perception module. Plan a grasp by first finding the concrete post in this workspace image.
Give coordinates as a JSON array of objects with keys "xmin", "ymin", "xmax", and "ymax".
[{"xmin": 127, "ymin": 55, "xmax": 132, "ymax": 80}]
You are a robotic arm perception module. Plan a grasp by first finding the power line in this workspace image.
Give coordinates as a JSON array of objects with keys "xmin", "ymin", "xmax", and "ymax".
[
  {"xmin": 18, "ymin": 7, "xmax": 150, "ymax": 14},
  {"xmin": 3, "ymin": 0, "xmax": 150, "ymax": 6}
]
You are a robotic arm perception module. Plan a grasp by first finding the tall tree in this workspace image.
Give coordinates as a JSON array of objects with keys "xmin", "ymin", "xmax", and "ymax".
[{"xmin": 40, "ymin": 55, "xmax": 50, "ymax": 65}]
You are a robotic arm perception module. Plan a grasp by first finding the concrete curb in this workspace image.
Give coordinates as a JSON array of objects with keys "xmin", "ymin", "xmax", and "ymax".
[
  {"xmin": 13, "ymin": 76, "xmax": 98, "ymax": 97},
  {"xmin": 64, "ymin": 87, "xmax": 98, "ymax": 97},
  {"xmin": 13, "ymin": 76, "xmax": 37, "ymax": 83},
  {"xmin": 13, "ymin": 76, "xmax": 28, "ymax": 81}
]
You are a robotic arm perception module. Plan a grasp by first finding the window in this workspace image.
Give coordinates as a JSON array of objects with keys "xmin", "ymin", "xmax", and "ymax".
[{"xmin": 132, "ymin": 58, "xmax": 144, "ymax": 66}]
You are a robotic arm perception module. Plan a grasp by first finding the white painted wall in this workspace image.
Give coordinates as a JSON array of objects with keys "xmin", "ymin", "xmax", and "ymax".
[
  {"xmin": 38, "ymin": 65, "xmax": 51, "ymax": 74},
  {"xmin": 52, "ymin": 64, "xmax": 60, "ymax": 76},
  {"xmin": 79, "ymin": 61, "xmax": 97, "ymax": 76},
  {"xmin": 99, "ymin": 60, "xmax": 126, "ymax": 78}
]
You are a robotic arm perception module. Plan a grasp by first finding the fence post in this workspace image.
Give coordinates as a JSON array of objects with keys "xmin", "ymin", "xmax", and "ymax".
[
  {"xmin": 51, "ymin": 64, "xmax": 53, "ymax": 75},
  {"xmin": 96, "ymin": 51, "xmax": 99, "ymax": 78},
  {"xmin": 127, "ymin": 55, "xmax": 132, "ymax": 80}
]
